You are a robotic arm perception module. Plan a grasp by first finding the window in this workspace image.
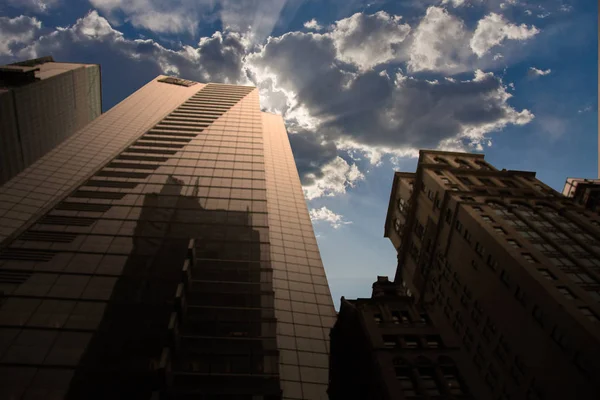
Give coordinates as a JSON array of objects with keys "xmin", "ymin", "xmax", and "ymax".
[
  {"xmin": 567, "ymin": 272, "xmax": 597, "ymax": 284},
  {"xmin": 538, "ymin": 269, "xmax": 556, "ymax": 281},
  {"xmin": 374, "ymin": 313, "xmax": 382, "ymax": 324},
  {"xmin": 434, "ymin": 170, "xmax": 444, "ymax": 176},
  {"xmin": 502, "ymin": 179, "xmax": 518, "ymax": 188},
  {"xmin": 481, "ymin": 215, "xmax": 493, "ymax": 223},
  {"xmin": 586, "ymin": 289, "xmax": 600, "ymax": 302},
  {"xmin": 426, "ymin": 336, "xmax": 442, "ymax": 348},
  {"xmin": 475, "ymin": 160, "xmax": 492, "ymax": 170},
  {"xmin": 383, "ymin": 335, "xmax": 397, "ymax": 348},
  {"xmin": 427, "ymin": 190, "xmax": 435, "ymax": 201},
  {"xmin": 443, "ymin": 371, "xmax": 465, "ymax": 395},
  {"xmin": 551, "ymin": 326, "xmax": 568, "ymax": 349},
  {"xmin": 458, "ymin": 176, "xmax": 472, "ymax": 185},
  {"xmin": 419, "ymin": 372, "xmax": 441, "ymax": 396},
  {"xmin": 398, "ymin": 198, "xmax": 407, "ymax": 212},
  {"xmin": 450, "ymin": 186, "xmax": 460, "ymax": 191},
  {"xmin": 415, "ymin": 222, "xmax": 425, "ymax": 238},
  {"xmin": 464, "ymin": 230, "xmax": 472, "ymax": 243},
  {"xmin": 455, "ymin": 220, "xmax": 463, "ymax": 233},
  {"xmin": 435, "ymin": 157, "xmax": 450, "ymax": 165},
  {"xmin": 495, "ymin": 335, "xmax": 510, "ymax": 364},
  {"xmin": 455, "ymin": 159, "xmax": 473, "ymax": 169},
  {"xmin": 532, "ymin": 305, "xmax": 545, "ymax": 326},
  {"xmin": 441, "ymin": 177, "xmax": 451, "ymax": 184},
  {"xmin": 482, "ymin": 319, "xmax": 498, "ymax": 343},
  {"xmin": 471, "ymin": 301, "xmax": 483, "ymax": 324},
  {"xmin": 463, "ymin": 327, "xmax": 474, "ymax": 350},
  {"xmin": 475, "ymin": 242, "xmax": 485, "ymax": 256},
  {"xmin": 557, "ymin": 286, "xmax": 575, "ymax": 300},
  {"xmin": 579, "ymin": 307, "xmax": 599, "ymax": 323},
  {"xmin": 394, "ymin": 218, "xmax": 402, "ymax": 233},
  {"xmin": 512, "ymin": 356, "xmax": 526, "ymax": 384},
  {"xmin": 404, "ymin": 337, "xmax": 420, "ymax": 349},
  {"xmin": 479, "ymin": 178, "xmax": 495, "ymax": 186},
  {"xmin": 486, "ymin": 255, "xmax": 498, "ymax": 271},
  {"xmin": 500, "ymin": 270, "xmax": 511, "ymax": 287},
  {"xmin": 396, "ymin": 373, "xmax": 418, "ymax": 397},
  {"xmin": 392, "ymin": 311, "xmax": 410, "ymax": 324},
  {"xmin": 515, "ymin": 286, "xmax": 528, "ymax": 306},
  {"xmin": 446, "ymin": 209, "xmax": 452, "ymax": 223},
  {"xmin": 417, "ymin": 313, "xmax": 430, "ymax": 325},
  {"xmin": 494, "ymin": 227, "xmax": 506, "ymax": 235},
  {"xmin": 522, "ymin": 253, "xmax": 537, "ymax": 263},
  {"xmin": 507, "ymin": 239, "xmax": 521, "ymax": 249}
]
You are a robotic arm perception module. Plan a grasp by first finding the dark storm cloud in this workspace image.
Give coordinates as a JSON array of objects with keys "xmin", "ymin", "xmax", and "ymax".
[{"xmin": 288, "ymin": 131, "xmax": 339, "ymax": 185}]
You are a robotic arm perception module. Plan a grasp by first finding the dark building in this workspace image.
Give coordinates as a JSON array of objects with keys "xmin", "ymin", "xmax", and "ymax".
[
  {"xmin": 384, "ymin": 150, "xmax": 600, "ymax": 399},
  {"xmin": 0, "ymin": 78, "xmax": 336, "ymax": 399},
  {"xmin": 0, "ymin": 56, "xmax": 101, "ymax": 185},
  {"xmin": 562, "ymin": 178, "xmax": 600, "ymax": 213},
  {"xmin": 328, "ymin": 276, "xmax": 490, "ymax": 400}
]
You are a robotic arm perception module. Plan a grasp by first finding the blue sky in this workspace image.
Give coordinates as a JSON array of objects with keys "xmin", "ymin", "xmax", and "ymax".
[{"xmin": 0, "ymin": 0, "xmax": 597, "ymax": 307}]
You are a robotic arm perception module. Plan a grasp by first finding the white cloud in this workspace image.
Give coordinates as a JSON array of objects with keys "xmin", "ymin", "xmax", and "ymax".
[
  {"xmin": 304, "ymin": 19, "xmax": 323, "ymax": 31},
  {"xmin": 89, "ymin": 0, "xmax": 208, "ymax": 35},
  {"xmin": 89, "ymin": 0, "xmax": 288, "ymax": 39},
  {"xmin": 441, "ymin": 0, "xmax": 467, "ymax": 7},
  {"xmin": 537, "ymin": 12, "xmax": 551, "ymax": 19},
  {"xmin": 578, "ymin": 106, "xmax": 592, "ymax": 114},
  {"xmin": 303, "ymin": 157, "xmax": 364, "ymax": 200},
  {"xmin": 12, "ymin": 11, "xmax": 248, "ymax": 85},
  {"xmin": 5, "ymin": 0, "xmax": 60, "ymax": 12},
  {"xmin": 408, "ymin": 6, "xmax": 471, "ymax": 73},
  {"xmin": 0, "ymin": 16, "xmax": 41, "ymax": 56},
  {"xmin": 470, "ymin": 13, "xmax": 539, "ymax": 57},
  {"xmin": 330, "ymin": 11, "xmax": 411, "ymax": 70},
  {"xmin": 1, "ymin": 8, "xmax": 538, "ymax": 201},
  {"xmin": 528, "ymin": 66, "xmax": 551, "ymax": 77},
  {"xmin": 560, "ymin": 5, "xmax": 573, "ymax": 12},
  {"xmin": 309, "ymin": 206, "xmax": 352, "ymax": 229}
]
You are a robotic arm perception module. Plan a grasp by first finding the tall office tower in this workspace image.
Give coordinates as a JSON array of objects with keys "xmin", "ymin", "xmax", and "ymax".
[
  {"xmin": 328, "ymin": 276, "xmax": 490, "ymax": 400},
  {"xmin": 0, "ymin": 76, "xmax": 336, "ymax": 400},
  {"xmin": 0, "ymin": 56, "xmax": 101, "ymax": 185},
  {"xmin": 383, "ymin": 150, "xmax": 600, "ymax": 399},
  {"xmin": 562, "ymin": 178, "xmax": 600, "ymax": 213}
]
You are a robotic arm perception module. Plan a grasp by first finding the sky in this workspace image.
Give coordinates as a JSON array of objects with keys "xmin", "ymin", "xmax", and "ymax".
[{"xmin": 0, "ymin": 0, "xmax": 597, "ymax": 308}]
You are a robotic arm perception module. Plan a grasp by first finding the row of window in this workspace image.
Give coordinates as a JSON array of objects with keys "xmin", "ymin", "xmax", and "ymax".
[
  {"xmin": 395, "ymin": 366, "xmax": 466, "ymax": 397},
  {"xmin": 373, "ymin": 310, "xmax": 430, "ymax": 325},
  {"xmin": 383, "ymin": 335, "xmax": 443, "ymax": 349},
  {"xmin": 434, "ymin": 265, "xmax": 536, "ymax": 396}
]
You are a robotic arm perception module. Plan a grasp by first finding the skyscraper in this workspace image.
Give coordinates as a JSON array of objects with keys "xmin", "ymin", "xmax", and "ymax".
[
  {"xmin": 0, "ymin": 56, "xmax": 101, "ymax": 185},
  {"xmin": 0, "ymin": 76, "xmax": 336, "ymax": 399},
  {"xmin": 384, "ymin": 150, "xmax": 600, "ymax": 399}
]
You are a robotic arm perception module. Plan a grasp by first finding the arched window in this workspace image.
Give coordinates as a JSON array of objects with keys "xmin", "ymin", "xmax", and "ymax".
[
  {"xmin": 398, "ymin": 198, "xmax": 407, "ymax": 212},
  {"xmin": 475, "ymin": 160, "xmax": 492, "ymax": 170},
  {"xmin": 455, "ymin": 159, "xmax": 473, "ymax": 169},
  {"xmin": 486, "ymin": 201, "xmax": 513, "ymax": 217},
  {"xmin": 511, "ymin": 202, "xmax": 536, "ymax": 218},
  {"xmin": 394, "ymin": 218, "xmax": 402, "ymax": 233}
]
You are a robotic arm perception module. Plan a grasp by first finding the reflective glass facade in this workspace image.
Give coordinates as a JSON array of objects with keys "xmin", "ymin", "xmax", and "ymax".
[{"xmin": 0, "ymin": 77, "xmax": 335, "ymax": 400}]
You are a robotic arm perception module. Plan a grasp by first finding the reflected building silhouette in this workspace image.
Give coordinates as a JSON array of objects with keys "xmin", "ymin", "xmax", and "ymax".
[{"xmin": 67, "ymin": 175, "xmax": 279, "ymax": 399}]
